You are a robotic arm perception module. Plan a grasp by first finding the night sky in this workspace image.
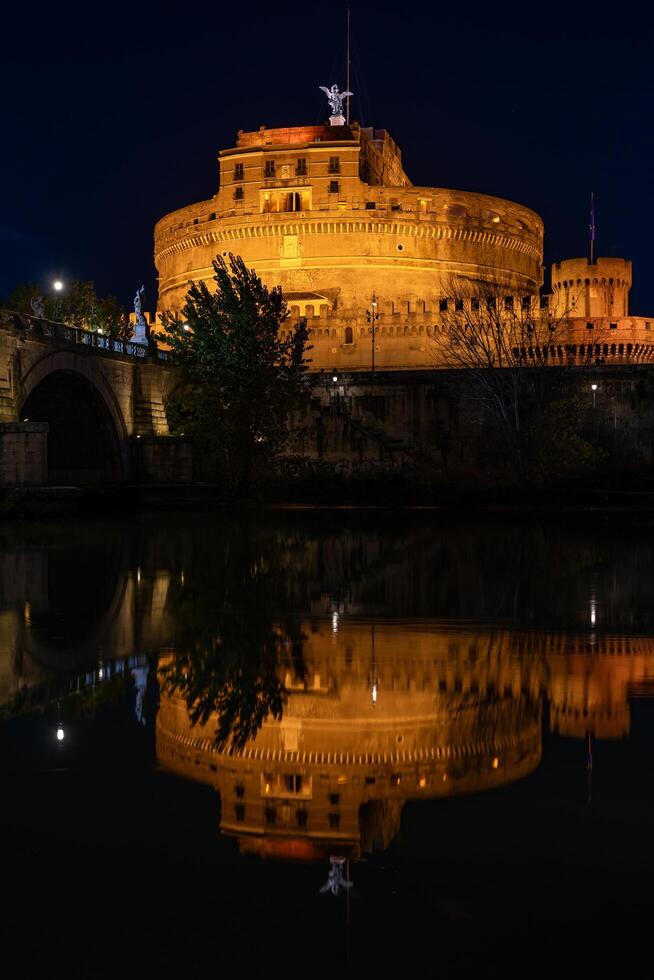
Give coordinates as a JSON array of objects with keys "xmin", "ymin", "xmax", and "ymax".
[{"xmin": 3, "ymin": 4, "xmax": 654, "ymax": 314}]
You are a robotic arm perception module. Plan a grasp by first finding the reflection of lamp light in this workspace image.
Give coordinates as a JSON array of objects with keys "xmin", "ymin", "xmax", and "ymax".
[
  {"xmin": 372, "ymin": 682, "xmax": 377, "ymax": 705},
  {"xmin": 332, "ymin": 611, "xmax": 339, "ymax": 633}
]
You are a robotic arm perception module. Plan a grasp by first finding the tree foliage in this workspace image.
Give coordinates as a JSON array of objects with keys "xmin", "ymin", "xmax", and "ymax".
[
  {"xmin": 3, "ymin": 279, "xmax": 129, "ymax": 339},
  {"xmin": 158, "ymin": 517, "xmax": 307, "ymax": 752},
  {"xmin": 157, "ymin": 253, "xmax": 311, "ymax": 490}
]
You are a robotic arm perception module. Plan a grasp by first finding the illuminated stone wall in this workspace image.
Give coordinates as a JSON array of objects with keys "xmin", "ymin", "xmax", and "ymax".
[{"xmin": 154, "ymin": 124, "xmax": 544, "ymax": 371}]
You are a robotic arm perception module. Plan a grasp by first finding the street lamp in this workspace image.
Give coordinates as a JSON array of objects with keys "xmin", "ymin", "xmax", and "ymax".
[
  {"xmin": 366, "ymin": 293, "xmax": 380, "ymax": 372},
  {"xmin": 51, "ymin": 280, "xmax": 65, "ymax": 322},
  {"xmin": 591, "ymin": 383, "xmax": 598, "ymax": 408}
]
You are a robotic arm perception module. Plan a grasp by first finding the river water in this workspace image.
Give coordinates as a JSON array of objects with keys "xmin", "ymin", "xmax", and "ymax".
[{"xmin": 2, "ymin": 510, "xmax": 654, "ymax": 977}]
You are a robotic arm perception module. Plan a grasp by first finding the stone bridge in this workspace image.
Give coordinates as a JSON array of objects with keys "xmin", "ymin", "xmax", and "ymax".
[{"xmin": 0, "ymin": 310, "xmax": 191, "ymax": 485}]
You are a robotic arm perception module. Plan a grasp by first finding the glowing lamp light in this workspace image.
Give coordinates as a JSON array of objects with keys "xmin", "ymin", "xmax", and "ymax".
[
  {"xmin": 591, "ymin": 383, "xmax": 598, "ymax": 391},
  {"xmin": 590, "ymin": 598, "xmax": 597, "ymax": 626},
  {"xmin": 182, "ymin": 323, "xmax": 190, "ymax": 332},
  {"xmin": 53, "ymin": 280, "xmax": 64, "ymax": 292},
  {"xmin": 492, "ymin": 757, "xmax": 500, "ymax": 770},
  {"xmin": 332, "ymin": 374, "xmax": 338, "ymax": 383},
  {"xmin": 418, "ymin": 776, "xmax": 427, "ymax": 788},
  {"xmin": 56, "ymin": 727, "xmax": 65, "ymax": 742}
]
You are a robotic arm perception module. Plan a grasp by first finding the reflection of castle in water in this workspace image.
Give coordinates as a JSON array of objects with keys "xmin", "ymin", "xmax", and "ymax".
[
  {"xmin": 157, "ymin": 623, "xmax": 608, "ymax": 859},
  {"xmin": 5, "ymin": 518, "xmax": 654, "ymax": 856}
]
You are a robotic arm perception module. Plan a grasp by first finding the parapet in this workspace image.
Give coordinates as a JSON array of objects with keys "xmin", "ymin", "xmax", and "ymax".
[{"xmin": 235, "ymin": 125, "xmax": 357, "ymax": 149}]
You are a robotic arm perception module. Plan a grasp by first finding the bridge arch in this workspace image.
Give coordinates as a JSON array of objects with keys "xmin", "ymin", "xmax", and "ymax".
[{"xmin": 19, "ymin": 352, "xmax": 130, "ymax": 483}]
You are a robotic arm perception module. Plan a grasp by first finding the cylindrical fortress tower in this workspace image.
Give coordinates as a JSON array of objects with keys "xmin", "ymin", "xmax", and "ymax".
[
  {"xmin": 551, "ymin": 257, "xmax": 632, "ymax": 319},
  {"xmin": 154, "ymin": 123, "xmax": 544, "ymax": 370}
]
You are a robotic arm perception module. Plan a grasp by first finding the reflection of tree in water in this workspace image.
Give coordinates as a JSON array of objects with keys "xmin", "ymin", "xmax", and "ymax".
[{"xmin": 159, "ymin": 520, "xmax": 306, "ymax": 752}]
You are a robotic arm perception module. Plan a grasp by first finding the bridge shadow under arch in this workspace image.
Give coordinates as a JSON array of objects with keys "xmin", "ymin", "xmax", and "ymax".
[{"xmin": 21, "ymin": 369, "xmax": 124, "ymax": 484}]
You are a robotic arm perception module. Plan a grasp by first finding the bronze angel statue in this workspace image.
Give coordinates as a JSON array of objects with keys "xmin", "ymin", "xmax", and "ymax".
[{"xmin": 319, "ymin": 83, "xmax": 353, "ymax": 118}]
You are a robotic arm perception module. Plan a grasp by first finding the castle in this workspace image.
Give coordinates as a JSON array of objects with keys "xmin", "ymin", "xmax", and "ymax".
[{"xmin": 153, "ymin": 113, "xmax": 654, "ymax": 370}]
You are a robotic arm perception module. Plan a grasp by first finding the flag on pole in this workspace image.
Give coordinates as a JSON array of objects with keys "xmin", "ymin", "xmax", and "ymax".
[{"xmin": 589, "ymin": 192, "xmax": 596, "ymax": 263}]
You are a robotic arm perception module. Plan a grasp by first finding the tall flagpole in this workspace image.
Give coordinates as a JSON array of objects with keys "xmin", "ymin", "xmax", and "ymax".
[
  {"xmin": 346, "ymin": 8, "xmax": 351, "ymax": 125},
  {"xmin": 589, "ymin": 191, "xmax": 596, "ymax": 265}
]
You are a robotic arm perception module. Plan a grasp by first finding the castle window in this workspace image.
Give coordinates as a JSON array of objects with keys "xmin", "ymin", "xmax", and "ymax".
[
  {"xmin": 610, "ymin": 322, "xmax": 618, "ymax": 330},
  {"xmin": 455, "ymin": 299, "xmax": 464, "ymax": 312},
  {"xmin": 646, "ymin": 322, "xmax": 651, "ymax": 331},
  {"xmin": 328, "ymin": 792, "xmax": 340, "ymax": 806},
  {"xmin": 265, "ymin": 806, "xmax": 276, "ymax": 825},
  {"xmin": 540, "ymin": 296, "xmax": 549, "ymax": 309},
  {"xmin": 264, "ymin": 160, "xmax": 276, "ymax": 178},
  {"xmin": 296, "ymin": 158, "xmax": 307, "ymax": 176},
  {"xmin": 234, "ymin": 186, "xmax": 244, "ymax": 201},
  {"xmin": 439, "ymin": 298, "xmax": 448, "ymax": 312},
  {"xmin": 328, "ymin": 813, "xmax": 341, "ymax": 829},
  {"xmin": 344, "ymin": 326, "xmax": 353, "ymax": 344},
  {"xmin": 521, "ymin": 295, "xmax": 532, "ymax": 310},
  {"xmin": 487, "ymin": 297, "xmax": 496, "ymax": 310},
  {"xmin": 471, "ymin": 297, "xmax": 480, "ymax": 311},
  {"xmin": 234, "ymin": 162, "xmax": 244, "ymax": 180},
  {"xmin": 235, "ymin": 783, "xmax": 245, "ymax": 799},
  {"xmin": 328, "ymin": 156, "xmax": 340, "ymax": 174},
  {"xmin": 283, "ymin": 192, "xmax": 302, "ymax": 212},
  {"xmin": 329, "ymin": 180, "xmax": 340, "ymax": 194},
  {"xmin": 391, "ymin": 202, "xmax": 402, "ymax": 211},
  {"xmin": 296, "ymin": 809, "xmax": 308, "ymax": 828},
  {"xmin": 284, "ymin": 774, "xmax": 303, "ymax": 793},
  {"xmin": 365, "ymin": 201, "xmax": 376, "ymax": 209},
  {"xmin": 586, "ymin": 322, "xmax": 594, "ymax": 330},
  {"xmin": 235, "ymin": 804, "xmax": 245, "ymax": 822},
  {"xmin": 504, "ymin": 296, "xmax": 514, "ymax": 310}
]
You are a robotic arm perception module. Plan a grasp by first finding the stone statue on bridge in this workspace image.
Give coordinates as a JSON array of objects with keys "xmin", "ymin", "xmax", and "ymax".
[
  {"xmin": 30, "ymin": 295, "xmax": 45, "ymax": 319},
  {"xmin": 132, "ymin": 285, "xmax": 148, "ymax": 344}
]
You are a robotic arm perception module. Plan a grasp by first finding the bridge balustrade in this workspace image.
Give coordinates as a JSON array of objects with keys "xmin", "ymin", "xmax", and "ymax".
[{"xmin": 11, "ymin": 312, "xmax": 158, "ymax": 360}]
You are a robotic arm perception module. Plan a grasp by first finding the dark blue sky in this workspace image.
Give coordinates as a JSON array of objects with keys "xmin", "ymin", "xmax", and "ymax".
[{"xmin": 2, "ymin": 3, "xmax": 654, "ymax": 313}]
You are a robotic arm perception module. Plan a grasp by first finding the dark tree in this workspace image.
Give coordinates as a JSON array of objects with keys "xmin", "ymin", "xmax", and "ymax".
[
  {"xmin": 158, "ymin": 253, "xmax": 311, "ymax": 491},
  {"xmin": 2, "ymin": 280, "xmax": 129, "ymax": 340}
]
